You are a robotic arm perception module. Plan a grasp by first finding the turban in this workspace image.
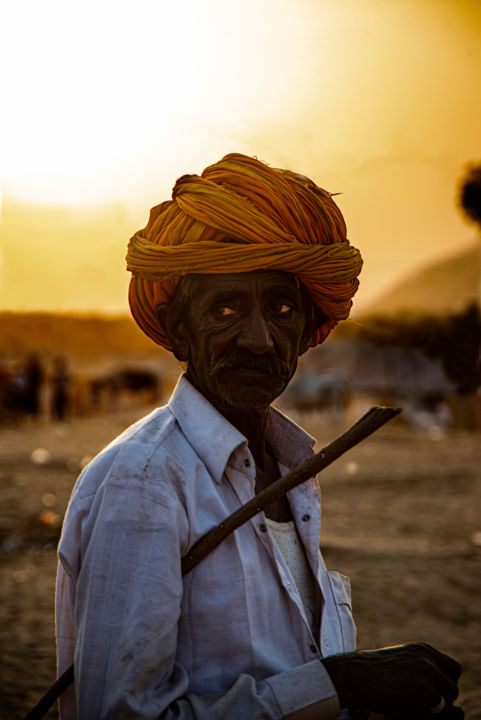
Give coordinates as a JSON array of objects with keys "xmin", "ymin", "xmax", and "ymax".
[{"xmin": 127, "ymin": 153, "xmax": 362, "ymax": 350}]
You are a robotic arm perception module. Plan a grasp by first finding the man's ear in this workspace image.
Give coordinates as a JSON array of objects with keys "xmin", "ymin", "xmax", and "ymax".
[
  {"xmin": 298, "ymin": 335, "xmax": 312, "ymax": 356},
  {"xmin": 155, "ymin": 305, "xmax": 190, "ymax": 362},
  {"xmin": 299, "ymin": 299, "xmax": 327, "ymax": 355},
  {"xmin": 299, "ymin": 313, "xmax": 315, "ymax": 356}
]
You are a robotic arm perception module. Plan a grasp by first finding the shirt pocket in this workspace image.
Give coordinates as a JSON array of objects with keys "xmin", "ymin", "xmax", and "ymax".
[{"xmin": 327, "ymin": 570, "xmax": 357, "ymax": 652}]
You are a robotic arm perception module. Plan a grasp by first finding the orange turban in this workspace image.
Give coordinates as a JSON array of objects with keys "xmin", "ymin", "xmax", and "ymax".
[{"xmin": 127, "ymin": 153, "xmax": 362, "ymax": 350}]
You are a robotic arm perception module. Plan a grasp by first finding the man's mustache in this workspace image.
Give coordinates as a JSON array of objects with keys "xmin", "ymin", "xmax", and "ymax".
[{"xmin": 209, "ymin": 350, "xmax": 291, "ymax": 377}]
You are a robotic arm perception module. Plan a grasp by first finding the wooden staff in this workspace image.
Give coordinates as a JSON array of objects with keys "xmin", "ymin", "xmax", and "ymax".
[{"xmin": 25, "ymin": 404, "xmax": 400, "ymax": 720}]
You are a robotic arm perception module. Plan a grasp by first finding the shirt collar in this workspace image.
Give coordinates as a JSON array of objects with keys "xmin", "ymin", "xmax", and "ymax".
[
  {"xmin": 266, "ymin": 406, "xmax": 316, "ymax": 468},
  {"xmin": 168, "ymin": 375, "xmax": 316, "ymax": 483},
  {"xmin": 168, "ymin": 375, "xmax": 246, "ymax": 483}
]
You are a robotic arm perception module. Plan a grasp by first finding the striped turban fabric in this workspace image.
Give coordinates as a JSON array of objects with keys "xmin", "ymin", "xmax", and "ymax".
[{"xmin": 127, "ymin": 153, "xmax": 363, "ymax": 351}]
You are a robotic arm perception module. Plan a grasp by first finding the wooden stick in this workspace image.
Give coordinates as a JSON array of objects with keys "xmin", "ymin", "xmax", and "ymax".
[
  {"xmin": 182, "ymin": 404, "xmax": 400, "ymax": 573},
  {"xmin": 24, "ymin": 667, "xmax": 74, "ymax": 720},
  {"xmin": 24, "ymin": 404, "xmax": 400, "ymax": 720}
]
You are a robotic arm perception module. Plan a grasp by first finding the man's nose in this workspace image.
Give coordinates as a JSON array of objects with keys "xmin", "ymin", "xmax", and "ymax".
[{"xmin": 237, "ymin": 309, "xmax": 274, "ymax": 354}]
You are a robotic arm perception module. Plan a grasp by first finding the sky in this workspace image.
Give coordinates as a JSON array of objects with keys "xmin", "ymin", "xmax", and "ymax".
[{"xmin": 1, "ymin": 0, "xmax": 480, "ymax": 314}]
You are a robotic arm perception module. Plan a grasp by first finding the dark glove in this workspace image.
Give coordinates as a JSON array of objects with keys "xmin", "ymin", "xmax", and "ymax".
[{"xmin": 322, "ymin": 641, "xmax": 464, "ymax": 719}]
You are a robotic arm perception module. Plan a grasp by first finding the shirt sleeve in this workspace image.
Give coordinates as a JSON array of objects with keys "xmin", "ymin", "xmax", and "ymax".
[
  {"xmin": 59, "ymin": 476, "xmax": 342, "ymax": 720},
  {"xmin": 56, "ymin": 563, "xmax": 78, "ymax": 719}
]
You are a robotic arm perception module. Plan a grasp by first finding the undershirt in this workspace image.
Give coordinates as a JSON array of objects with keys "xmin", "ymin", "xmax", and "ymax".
[{"xmin": 266, "ymin": 518, "xmax": 321, "ymax": 640}]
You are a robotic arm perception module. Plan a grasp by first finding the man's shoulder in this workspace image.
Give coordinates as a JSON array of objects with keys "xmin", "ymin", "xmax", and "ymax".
[
  {"xmin": 71, "ymin": 404, "xmax": 194, "ymax": 501},
  {"xmin": 59, "ymin": 404, "xmax": 198, "ymax": 577}
]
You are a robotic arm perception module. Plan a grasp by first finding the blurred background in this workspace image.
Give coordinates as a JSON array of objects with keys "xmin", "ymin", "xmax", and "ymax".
[{"xmin": 0, "ymin": 0, "xmax": 480, "ymax": 717}]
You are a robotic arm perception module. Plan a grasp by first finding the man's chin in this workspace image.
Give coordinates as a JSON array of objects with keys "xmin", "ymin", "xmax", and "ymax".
[{"xmin": 212, "ymin": 375, "xmax": 288, "ymax": 411}]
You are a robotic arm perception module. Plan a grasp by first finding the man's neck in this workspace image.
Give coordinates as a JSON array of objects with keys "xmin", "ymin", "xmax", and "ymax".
[
  {"xmin": 185, "ymin": 371, "xmax": 275, "ymax": 468},
  {"xmin": 207, "ymin": 396, "xmax": 270, "ymax": 469},
  {"xmin": 185, "ymin": 375, "xmax": 291, "ymax": 520}
]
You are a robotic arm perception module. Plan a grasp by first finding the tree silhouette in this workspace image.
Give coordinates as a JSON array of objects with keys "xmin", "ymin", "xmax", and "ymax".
[{"xmin": 458, "ymin": 162, "xmax": 481, "ymax": 229}]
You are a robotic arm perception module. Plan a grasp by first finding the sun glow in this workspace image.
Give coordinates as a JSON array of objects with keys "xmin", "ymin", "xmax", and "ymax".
[{"xmin": 1, "ymin": 0, "xmax": 307, "ymax": 206}]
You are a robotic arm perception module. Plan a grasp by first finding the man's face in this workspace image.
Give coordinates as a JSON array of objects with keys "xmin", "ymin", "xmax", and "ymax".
[{"xmin": 180, "ymin": 270, "xmax": 308, "ymax": 410}]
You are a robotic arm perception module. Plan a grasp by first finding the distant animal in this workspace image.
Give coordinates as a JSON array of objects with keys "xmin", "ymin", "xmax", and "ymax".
[
  {"xmin": 89, "ymin": 367, "xmax": 162, "ymax": 412},
  {"xmin": 281, "ymin": 373, "xmax": 351, "ymax": 420},
  {"xmin": 110, "ymin": 368, "xmax": 162, "ymax": 396}
]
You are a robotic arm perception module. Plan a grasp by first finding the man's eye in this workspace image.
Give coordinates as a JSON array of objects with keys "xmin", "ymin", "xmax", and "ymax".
[
  {"xmin": 216, "ymin": 306, "xmax": 237, "ymax": 316},
  {"xmin": 274, "ymin": 303, "xmax": 292, "ymax": 314}
]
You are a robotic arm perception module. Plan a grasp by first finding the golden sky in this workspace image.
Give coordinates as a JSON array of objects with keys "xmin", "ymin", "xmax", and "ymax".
[{"xmin": 1, "ymin": 0, "xmax": 480, "ymax": 314}]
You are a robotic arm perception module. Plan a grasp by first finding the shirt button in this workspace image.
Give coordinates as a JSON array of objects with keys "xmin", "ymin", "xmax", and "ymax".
[
  {"xmin": 302, "ymin": 514, "xmax": 310, "ymax": 522},
  {"xmin": 310, "ymin": 644, "xmax": 317, "ymax": 653},
  {"xmin": 244, "ymin": 458, "xmax": 250, "ymax": 467},
  {"xmin": 259, "ymin": 523, "xmax": 267, "ymax": 532}
]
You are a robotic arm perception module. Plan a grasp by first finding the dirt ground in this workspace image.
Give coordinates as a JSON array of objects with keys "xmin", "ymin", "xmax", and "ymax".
[{"xmin": 1, "ymin": 399, "xmax": 480, "ymax": 719}]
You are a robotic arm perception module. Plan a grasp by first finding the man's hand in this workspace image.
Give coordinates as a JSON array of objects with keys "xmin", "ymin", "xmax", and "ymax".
[{"xmin": 322, "ymin": 642, "xmax": 464, "ymax": 719}]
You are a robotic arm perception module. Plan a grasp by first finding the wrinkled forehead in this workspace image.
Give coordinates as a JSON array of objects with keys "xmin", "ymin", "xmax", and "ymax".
[{"xmin": 177, "ymin": 270, "xmax": 303, "ymax": 305}]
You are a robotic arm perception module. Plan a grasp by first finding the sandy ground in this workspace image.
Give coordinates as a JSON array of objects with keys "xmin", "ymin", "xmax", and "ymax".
[{"xmin": 1, "ymin": 401, "xmax": 480, "ymax": 719}]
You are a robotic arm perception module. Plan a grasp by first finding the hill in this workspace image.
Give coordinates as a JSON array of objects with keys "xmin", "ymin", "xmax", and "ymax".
[
  {"xmin": 363, "ymin": 243, "xmax": 480, "ymax": 316},
  {"xmin": 0, "ymin": 312, "xmax": 163, "ymax": 358}
]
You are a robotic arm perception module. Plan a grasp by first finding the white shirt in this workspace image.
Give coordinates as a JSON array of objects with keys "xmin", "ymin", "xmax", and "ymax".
[{"xmin": 56, "ymin": 375, "xmax": 356, "ymax": 719}]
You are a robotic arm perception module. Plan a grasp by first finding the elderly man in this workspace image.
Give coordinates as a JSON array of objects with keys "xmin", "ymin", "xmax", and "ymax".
[{"xmin": 56, "ymin": 154, "xmax": 463, "ymax": 719}]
